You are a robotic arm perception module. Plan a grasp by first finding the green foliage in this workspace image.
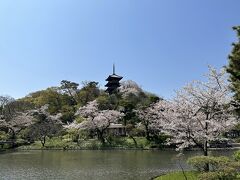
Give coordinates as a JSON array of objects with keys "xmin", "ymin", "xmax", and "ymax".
[
  {"xmin": 77, "ymin": 81, "xmax": 100, "ymax": 106},
  {"xmin": 66, "ymin": 129, "xmax": 79, "ymax": 142},
  {"xmin": 227, "ymin": 26, "xmax": 240, "ymax": 113},
  {"xmin": 22, "ymin": 88, "xmax": 62, "ymax": 114},
  {"xmin": 79, "ymin": 139, "xmax": 103, "ymax": 149},
  {"xmin": 75, "ymin": 116, "xmax": 85, "ymax": 124},
  {"xmin": 120, "ymin": 100, "xmax": 139, "ymax": 125},
  {"xmin": 60, "ymin": 80, "xmax": 79, "ymax": 104},
  {"xmin": 78, "ymin": 129, "xmax": 90, "ymax": 140},
  {"xmin": 187, "ymin": 156, "xmax": 230, "ymax": 172},
  {"xmin": 150, "ymin": 134, "xmax": 170, "ymax": 148},
  {"xmin": 155, "ymin": 171, "xmax": 198, "ymax": 180},
  {"xmin": 15, "ymin": 138, "xmax": 29, "ymax": 146},
  {"xmin": 197, "ymin": 172, "xmax": 219, "ymax": 180},
  {"xmin": 60, "ymin": 80, "xmax": 79, "ymax": 91},
  {"xmin": 96, "ymin": 93, "xmax": 113, "ymax": 110},
  {"xmin": 0, "ymin": 131, "xmax": 8, "ymax": 141},
  {"xmin": 106, "ymin": 135, "xmax": 126, "ymax": 147},
  {"xmin": 234, "ymin": 150, "xmax": 240, "ymax": 161},
  {"xmin": 25, "ymin": 114, "xmax": 63, "ymax": 147},
  {"xmin": 60, "ymin": 105, "xmax": 75, "ymax": 123},
  {"xmin": 17, "ymin": 128, "xmax": 34, "ymax": 142},
  {"xmin": 15, "ymin": 78, "xmax": 164, "ymax": 146},
  {"xmin": 46, "ymin": 137, "xmax": 65, "ymax": 148},
  {"xmin": 97, "ymin": 93, "xmax": 121, "ymax": 110},
  {"xmin": 198, "ymin": 167, "xmax": 238, "ymax": 180},
  {"xmin": 188, "ymin": 155, "xmax": 240, "ymax": 180}
]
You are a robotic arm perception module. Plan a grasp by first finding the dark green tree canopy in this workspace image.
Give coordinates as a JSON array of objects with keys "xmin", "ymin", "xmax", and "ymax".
[{"xmin": 227, "ymin": 26, "xmax": 240, "ymax": 101}]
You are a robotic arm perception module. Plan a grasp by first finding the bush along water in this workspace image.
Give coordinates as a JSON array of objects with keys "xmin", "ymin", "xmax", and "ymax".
[{"xmin": 187, "ymin": 152, "xmax": 240, "ymax": 180}]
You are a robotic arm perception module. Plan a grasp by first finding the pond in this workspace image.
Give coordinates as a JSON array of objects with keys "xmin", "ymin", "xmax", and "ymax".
[{"xmin": 0, "ymin": 149, "xmax": 236, "ymax": 180}]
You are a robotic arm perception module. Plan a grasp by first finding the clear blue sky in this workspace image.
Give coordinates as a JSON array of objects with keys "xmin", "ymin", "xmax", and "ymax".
[{"xmin": 0, "ymin": 0, "xmax": 239, "ymax": 99}]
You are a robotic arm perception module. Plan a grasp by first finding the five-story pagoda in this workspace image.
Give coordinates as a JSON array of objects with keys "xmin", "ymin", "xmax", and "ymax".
[{"xmin": 105, "ymin": 64, "xmax": 123, "ymax": 94}]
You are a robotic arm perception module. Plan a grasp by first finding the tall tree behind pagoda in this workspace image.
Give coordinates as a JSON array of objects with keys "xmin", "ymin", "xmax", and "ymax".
[{"xmin": 227, "ymin": 26, "xmax": 240, "ymax": 106}]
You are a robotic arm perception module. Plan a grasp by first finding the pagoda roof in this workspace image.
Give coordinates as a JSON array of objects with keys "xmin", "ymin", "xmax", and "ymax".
[
  {"xmin": 105, "ymin": 82, "xmax": 121, "ymax": 87},
  {"xmin": 105, "ymin": 88, "xmax": 116, "ymax": 93},
  {"xmin": 106, "ymin": 74, "xmax": 123, "ymax": 81}
]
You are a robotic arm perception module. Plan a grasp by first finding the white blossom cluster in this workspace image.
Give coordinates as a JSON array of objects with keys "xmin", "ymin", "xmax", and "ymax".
[
  {"xmin": 137, "ymin": 67, "xmax": 239, "ymax": 151},
  {"xmin": 66, "ymin": 100, "xmax": 124, "ymax": 132},
  {"xmin": 119, "ymin": 80, "xmax": 143, "ymax": 98}
]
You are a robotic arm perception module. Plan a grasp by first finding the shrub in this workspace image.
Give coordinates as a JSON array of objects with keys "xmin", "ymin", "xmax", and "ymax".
[
  {"xmin": 198, "ymin": 167, "xmax": 238, "ymax": 180},
  {"xmin": 217, "ymin": 166, "xmax": 238, "ymax": 179},
  {"xmin": 188, "ymin": 155, "xmax": 240, "ymax": 180},
  {"xmin": 75, "ymin": 116, "xmax": 85, "ymax": 124},
  {"xmin": 0, "ymin": 131, "xmax": 9, "ymax": 141},
  {"xmin": 198, "ymin": 172, "xmax": 219, "ymax": 180},
  {"xmin": 106, "ymin": 135, "xmax": 126, "ymax": 147},
  {"xmin": 155, "ymin": 171, "xmax": 198, "ymax": 180},
  {"xmin": 187, "ymin": 156, "xmax": 230, "ymax": 172},
  {"xmin": 234, "ymin": 150, "xmax": 240, "ymax": 161},
  {"xmin": 66, "ymin": 129, "xmax": 80, "ymax": 142},
  {"xmin": 150, "ymin": 133, "xmax": 170, "ymax": 148}
]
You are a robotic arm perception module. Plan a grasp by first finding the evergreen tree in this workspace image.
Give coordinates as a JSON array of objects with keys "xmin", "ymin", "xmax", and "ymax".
[{"xmin": 227, "ymin": 26, "xmax": 240, "ymax": 102}]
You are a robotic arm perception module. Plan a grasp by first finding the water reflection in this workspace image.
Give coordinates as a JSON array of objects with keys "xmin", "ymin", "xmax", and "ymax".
[{"xmin": 0, "ymin": 150, "xmax": 236, "ymax": 180}]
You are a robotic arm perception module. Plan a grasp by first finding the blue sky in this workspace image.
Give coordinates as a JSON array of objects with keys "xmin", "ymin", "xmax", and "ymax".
[{"xmin": 0, "ymin": 0, "xmax": 239, "ymax": 99}]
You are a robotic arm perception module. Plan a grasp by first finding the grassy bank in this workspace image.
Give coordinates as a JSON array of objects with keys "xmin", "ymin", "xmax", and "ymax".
[
  {"xmin": 154, "ymin": 171, "xmax": 198, "ymax": 180},
  {"xmin": 17, "ymin": 137, "xmax": 161, "ymax": 150}
]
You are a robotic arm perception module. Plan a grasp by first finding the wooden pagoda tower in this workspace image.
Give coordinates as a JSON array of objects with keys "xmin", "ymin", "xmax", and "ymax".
[{"xmin": 105, "ymin": 64, "xmax": 123, "ymax": 94}]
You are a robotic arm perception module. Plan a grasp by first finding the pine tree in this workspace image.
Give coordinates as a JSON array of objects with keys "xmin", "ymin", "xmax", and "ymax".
[{"xmin": 227, "ymin": 26, "xmax": 240, "ymax": 101}]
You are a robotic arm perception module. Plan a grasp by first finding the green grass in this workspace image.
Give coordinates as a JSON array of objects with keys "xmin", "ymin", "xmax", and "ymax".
[
  {"xmin": 17, "ymin": 136, "xmax": 165, "ymax": 150},
  {"xmin": 155, "ymin": 171, "xmax": 198, "ymax": 180}
]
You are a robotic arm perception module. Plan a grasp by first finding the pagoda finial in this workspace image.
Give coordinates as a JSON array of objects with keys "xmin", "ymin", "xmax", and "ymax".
[{"xmin": 113, "ymin": 63, "xmax": 115, "ymax": 75}]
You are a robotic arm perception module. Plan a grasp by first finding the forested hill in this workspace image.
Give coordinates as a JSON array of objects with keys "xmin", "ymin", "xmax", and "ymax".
[
  {"xmin": 0, "ymin": 80, "xmax": 159, "ymax": 135},
  {"xmin": 1, "ymin": 66, "xmax": 240, "ymax": 151},
  {"xmin": 19, "ymin": 80, "xmax": 159, "ymax": 124}
]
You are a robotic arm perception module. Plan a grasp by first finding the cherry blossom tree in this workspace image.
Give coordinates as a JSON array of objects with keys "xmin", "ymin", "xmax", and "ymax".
[
  {"xmin": 138, "ymin": 67, "xmax": 238, "ymax": 162},
  {"xmin": 161, "ymin": 67, "xmax": 238, "ymax": 158},
  {"xmin": 66, "ymin": 100, "xmax": 124, "ymax": 144},
  {"xmin": 25, "ymin": 105, "xmax": 63, "ymax": 147},
  {"xmin": 119, "ymin": 80, "xmax": 143, "ymax": 97},
  {"xmin": 135, "ymin": 100, "xmax": 171, "ymax": 140}
]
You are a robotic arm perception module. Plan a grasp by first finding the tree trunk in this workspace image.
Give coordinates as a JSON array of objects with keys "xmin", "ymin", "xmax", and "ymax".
[
  {"xmin": 144, "ymin": 122, "xmax": 150, "ymax": 140},
  {"xmin": 204, "ymin": 115, "xmax": 209, "ymax": 171},
  {"xmin": 9, "ymin": 127, "xmax": 16, "ymax": 140},
  {"xmin": 203, "ymin": 141, "xmax": 210, "ymax": 171},
  {"xmin": 97, "ymin": 130, "xmax": 105, "ymax": 145},
  {"xmin": 41, "ymin": 136, "xmax": 46, "ymax": 147},
  {"xmin": 203, "ymin": 140, "xmax": 208, "ymax": 156},
  {"xmin": 130, "ymin": 135, "xmax": 138, "ymax": 148}
]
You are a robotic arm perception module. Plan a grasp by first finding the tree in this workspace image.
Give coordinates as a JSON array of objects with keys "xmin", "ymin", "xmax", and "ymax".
[
  {"xmin": 152, "ymin": 67, "xmax": 238, "ymax": 160},
  {"xmin": 0, "ymin": 95, "xmax": 15, "ymax": 120},
  {"xmin": 119, "ymin": 80, "xmax": 143, "ymax": 98},
  {"xmin": 66, "ymin": 100, "xmax": 123, "ymax": 144},
  {"xmin": 77, "ymin": 81, "xmax": 100, "ymax": 106},
  {"xmin": 21, "ymin": 88, "xmax": 63, "ymax": 114},
  {"xmin": 119, "ymin": 80, "xmax": 159, "ymax": 126},
  {"xmin": 136, "ymin": 100, "xmax": 170, "ymax": 140},
  {"xmin": 173, "ymin": 68, "xmax": 236, "ymax": 155},
  {"xmin": 96, "ymin": 92, "xmax": 120, "ymax": 111},
  {"xmin": 26, "ymin": 105, "xmax": 63, "ymax": 147},
  {"xmin": 60, "ymin": 80, "xmax": 79, "ymax": 104},
  {"xmin": 142, "ymin": 67, "xmax": 239, "ymax": 172},
  {"xmin": 227, "ymin": 26, "xmax": 240, "ymax": 109},
  {"xmin": 125, "ymin": 124, "xmax": 139, "ymax": 147},
  {"xmin": 0, "ymin": 119, "xmax": 15, "ymax": 140},
  {"xmin": 0, "ymin": 108, "xmax": 36, "ymax": 142}
]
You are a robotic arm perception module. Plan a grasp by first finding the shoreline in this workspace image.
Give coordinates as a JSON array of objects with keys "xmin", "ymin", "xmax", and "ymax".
[{"xmin": 2, "ymin": 146, "xmax": 240, "ymax": 152}]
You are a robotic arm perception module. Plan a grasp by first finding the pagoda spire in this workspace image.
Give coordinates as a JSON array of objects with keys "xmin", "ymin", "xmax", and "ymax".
[{"xmin": 113, "ymin": 63, "xmax": 115, "ymax": 75}]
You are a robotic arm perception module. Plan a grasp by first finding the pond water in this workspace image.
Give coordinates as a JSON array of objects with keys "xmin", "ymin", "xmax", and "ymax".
[{"xmin": 0, "ymin": 149, "xmax": 236, "ymax": 180}]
